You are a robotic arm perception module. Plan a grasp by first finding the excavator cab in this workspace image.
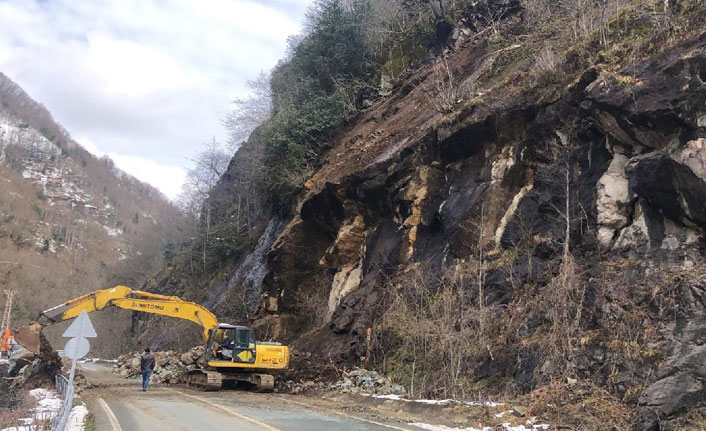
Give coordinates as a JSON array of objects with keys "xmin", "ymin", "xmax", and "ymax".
[{"xmin": 209, "ymin": 324, "xmax": 256, "ymax": 364}]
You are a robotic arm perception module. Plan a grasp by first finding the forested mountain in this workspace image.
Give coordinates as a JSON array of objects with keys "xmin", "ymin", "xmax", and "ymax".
[
  {"xmin": 137, "ymin": 1, "xmax": 706, "ymax": 429},
  {"xmin": 0, "ymin": 72, "xmax": 189, "ymax": 355}
]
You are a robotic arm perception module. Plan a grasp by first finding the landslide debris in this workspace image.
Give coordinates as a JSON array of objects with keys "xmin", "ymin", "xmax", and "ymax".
[
  {"xmin": 281, "ymin": 367, "xmax": 406, "ymax": 396},
  {"xmin": 0, "ymin": 332, "xmax": 61, "ymax": 409},
  {"xmin": 113, "ymin": 346, "xmax": 205, "ymax": 384}
]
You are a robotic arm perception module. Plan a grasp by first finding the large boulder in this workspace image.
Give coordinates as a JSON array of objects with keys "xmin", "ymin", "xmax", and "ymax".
[{"xmin": 629, "ymin": 140, "xmax": 706, "ymax": 231}]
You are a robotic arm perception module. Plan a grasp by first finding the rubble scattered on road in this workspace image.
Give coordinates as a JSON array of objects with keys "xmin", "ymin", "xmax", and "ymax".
[{"xmin": 113, "ymin": 346, "xmax": 205, "ymax": 384}]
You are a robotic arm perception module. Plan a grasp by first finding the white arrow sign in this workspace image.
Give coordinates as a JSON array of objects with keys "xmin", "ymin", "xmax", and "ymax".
[
  {"xmin": 62, "ymin": 311, "xmax": 97, "ymax": 385},
  {"xmin": 62, "ymin": 311, "xmax": 97, "ymax": 338}
]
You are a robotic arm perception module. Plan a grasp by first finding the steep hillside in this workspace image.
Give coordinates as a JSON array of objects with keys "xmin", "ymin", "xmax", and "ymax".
[
  {"xmin": 146, "ymin": 1, "xmax": 706, "ymax": 429},
  {"xmin": 0, "ymin": 72, "xmax": 189, "ymax": 355}
]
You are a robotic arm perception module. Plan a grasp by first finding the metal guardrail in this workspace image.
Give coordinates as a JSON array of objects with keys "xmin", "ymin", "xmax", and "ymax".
[{"xmin": 50, "ymin": 375, "xmax": 74, "ymax": 431}]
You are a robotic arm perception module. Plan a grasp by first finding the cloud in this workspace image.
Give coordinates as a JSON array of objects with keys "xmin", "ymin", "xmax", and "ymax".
[
  {"xmin": 0, "ymin": 0, "xmax": 314, "ymax": 197},
  {"xmin": 78, "ymin": 135, "xmax": 186, "ymax": 200},
  {"xmin": 107, "ymin": 152, "xmax": 188, "ymax": 201}
]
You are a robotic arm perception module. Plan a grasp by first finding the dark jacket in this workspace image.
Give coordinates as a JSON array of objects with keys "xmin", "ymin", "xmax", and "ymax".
[{"xmin": 140, "ymin": 353, "xmax": 156, "ymax": 371}]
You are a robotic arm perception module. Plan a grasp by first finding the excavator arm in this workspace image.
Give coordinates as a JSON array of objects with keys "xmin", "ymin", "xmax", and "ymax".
[{"xmin": 39, "ymin": 285, "xmax": 219, "ymax": 342}]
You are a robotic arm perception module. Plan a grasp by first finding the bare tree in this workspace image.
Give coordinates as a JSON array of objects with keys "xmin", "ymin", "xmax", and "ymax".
[
  {"xmin": 223, "ymin": 71, "xmax": 272, "ymax": 150},
  {"xmin": 178, "ymin": 138, "xmax": 231, "ymax": 269},
  {"xmin": 422, "ymin": 58, "xmax": 458, "ymax": 114}
]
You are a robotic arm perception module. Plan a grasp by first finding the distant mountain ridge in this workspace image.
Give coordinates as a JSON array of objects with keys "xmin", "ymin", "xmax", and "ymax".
[{"xmin": 0, "ymin": 72, "xmax": 189, "ymax": 355}]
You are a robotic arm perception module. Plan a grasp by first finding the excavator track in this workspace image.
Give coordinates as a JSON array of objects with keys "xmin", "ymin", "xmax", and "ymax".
[
  {"xmin": 218, "ymin": 372, "xmax": 275, "ymax": 392},
  {"xmin": 252, "ymin": 374, "xmax": 275, "ymax": 392},
  {"xmin": 186, "ymin": 370, "xmax": 222, "ymax": 391}
]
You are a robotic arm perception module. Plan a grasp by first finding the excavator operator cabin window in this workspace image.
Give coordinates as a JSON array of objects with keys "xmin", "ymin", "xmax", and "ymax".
[{"xmin": 236, "ymin": 328, "xmax": 253, "ymax": 349}]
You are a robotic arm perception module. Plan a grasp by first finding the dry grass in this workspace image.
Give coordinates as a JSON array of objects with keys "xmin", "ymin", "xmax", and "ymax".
[
  {"xmin": 381, "ymin": 263, "xmax": 496, "ymax": 399},
  {"xmin": 0, "ymin": 388, "xmax": 37, "ymax": 429},
  {"xmin": 522, "ymin": 379, "xmax": 632, "ymax": 431},
  {"xmin": 421, "ymin": 58, "xmax": 460, "ymax": 114},
  {"xmin": 533, "ymin": 48, "xmax": 561, "ymax": 83}
]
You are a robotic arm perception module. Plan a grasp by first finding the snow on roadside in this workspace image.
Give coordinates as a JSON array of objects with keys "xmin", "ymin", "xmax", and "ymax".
[
  {"xmin": 372, "ymin": 394, "xmax": 504, "ymax": 408},
  {"xmin": 65, "ymin": 405, "xmax": 88, "ymax": 431},
  {"xmin": 28, "ymin": 389, "xmax": 62, "ymax": 422},
  {"xmin": 78, "ymin": 357, "xmax": 118, "ymax": 364},
  {"xmin": 0, "ymin": 388, "xmax": 87, "ymax": 431},
  {"xmin": 410, "ymin": 422, "xmax": 550, "ymax": 431},
  {"xmin": 369, "ymin": 395, "xmax": 550, "ymax": 431}
]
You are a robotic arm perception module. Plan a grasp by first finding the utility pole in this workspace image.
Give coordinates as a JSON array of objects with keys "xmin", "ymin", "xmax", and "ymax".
[{"xmin": 1, "ymin": 290, "xmax": 18, "ymax": 357}]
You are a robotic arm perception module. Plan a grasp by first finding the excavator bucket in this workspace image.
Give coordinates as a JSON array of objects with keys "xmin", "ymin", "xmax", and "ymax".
[{"xmin": 14, "ymin": 322, "xmax": 43, "ymax": 355}]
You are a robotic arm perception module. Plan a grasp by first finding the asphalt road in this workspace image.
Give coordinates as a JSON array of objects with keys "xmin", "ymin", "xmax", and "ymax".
[{"xmin": 80, "ymin": 363, "xmax": 425, "ymax": 431}]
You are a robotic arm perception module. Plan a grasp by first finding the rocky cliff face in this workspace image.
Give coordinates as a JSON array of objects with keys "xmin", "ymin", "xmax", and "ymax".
[
  {"xmin": 146, "ymin": 7, "xmax": 706, "ymax": 428},
  {"xmin": 214, "ymin": 31, "xmax": 706, "ymax": 429}
]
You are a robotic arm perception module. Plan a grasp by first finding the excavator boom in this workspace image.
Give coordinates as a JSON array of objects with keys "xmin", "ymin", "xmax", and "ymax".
[{"xmin": 24, "ymin": 286, "xmax": 219, "ymax": 353}]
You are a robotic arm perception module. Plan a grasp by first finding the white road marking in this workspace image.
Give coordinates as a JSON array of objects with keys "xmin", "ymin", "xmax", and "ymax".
[
  {"xmin": 282, "ymin": 398, "xmax": 415, "ymax": 431},
  {"xmin": 97, "ymin": 398, "xmax": 123, "ymax": 431},
  {"xmin": 176, "ymin": 391, "xmax": 281, "ymax": 431}
]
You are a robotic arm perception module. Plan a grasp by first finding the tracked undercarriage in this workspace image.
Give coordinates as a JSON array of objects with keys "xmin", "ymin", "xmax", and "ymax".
[{"xmin": 186, "ymin": 369, "xmax": 274, "ymax": 392}]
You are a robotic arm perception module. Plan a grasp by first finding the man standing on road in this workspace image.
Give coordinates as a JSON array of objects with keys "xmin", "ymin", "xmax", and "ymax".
[{"xmin": 140, "ymin": 348, "xmax": 156, "ymax": 392}]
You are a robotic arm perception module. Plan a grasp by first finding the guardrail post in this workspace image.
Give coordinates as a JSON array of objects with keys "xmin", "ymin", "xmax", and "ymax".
[{"xmin": 50, "ymin": 374, "xmax": 74, "ymax": 431}]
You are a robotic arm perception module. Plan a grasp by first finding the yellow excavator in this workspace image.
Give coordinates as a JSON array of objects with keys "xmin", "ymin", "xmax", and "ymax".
[{"xmin": 27, "ymin": 285, "xmax": 288, "ymax": 391}]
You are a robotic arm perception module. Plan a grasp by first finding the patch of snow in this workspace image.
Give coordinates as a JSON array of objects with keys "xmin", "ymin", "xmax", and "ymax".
[
  {"xmin": 374, "ymin": 394, "xmax": 403, "ymax": 401},
  {"xmin": 1, "ymin": 425, "xmax": 34, "ymax": 431},
  {"xmin": 411, "ymin": 424, "xmax": 485, "ymax": 431},
  {"xmin": 371, "ymin": 394, "xmax": 504, "ymax": 408},
  {"xmin": 65, "ymin": 404, "xmax": 88, "ymax": 431},
  {"xmin": 1, "ymin": 388, "xmax": 87, "ymax": 431},
  {"xmin": 104, "ymin": 226, "xmax": 121, "ymax": 236},
  {"xmin": 410, "ymin": 424, "xmax": 550, "ymax": 431},
  {"xmin": 79, "ymin": 357, "xmax": 118, "ymax": 364},
  {"xmin": 503, "ymin": 424, "xmax": 550, "ymax": 431},
  {"xmin": 29, "ymin": 388, "xmax": 62, "ymax": 421}
]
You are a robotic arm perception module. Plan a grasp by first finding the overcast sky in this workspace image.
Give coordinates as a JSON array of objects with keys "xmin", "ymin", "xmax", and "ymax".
[{"xmin": 0, "ymin": 0, "xmax": 314, "ymax": 199}]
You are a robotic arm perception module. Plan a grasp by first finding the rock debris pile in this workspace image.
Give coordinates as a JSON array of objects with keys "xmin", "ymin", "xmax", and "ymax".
[
  {"xmin": 0, "ymin": 333, "xmax": 61, "ymax": 408},
  {"xmin": 113, "ymin": 346, "xmax": 204, "ymax": 384},
  {"xmin": 334, "ymin": 368, "xmax": 406, "ymax": 396},
  {"xmin": 282, "ymin": 368, "xmax": 406, "ymax": 396}
]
